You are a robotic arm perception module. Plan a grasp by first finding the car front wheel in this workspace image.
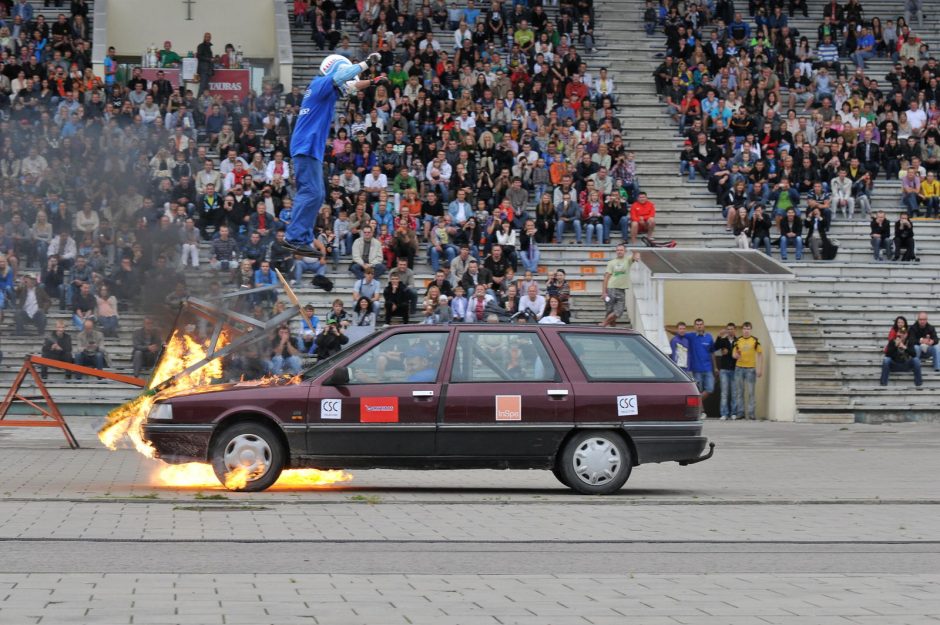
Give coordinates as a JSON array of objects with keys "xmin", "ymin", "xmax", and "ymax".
[
  {"xmin": 559, "ymin": 431, "xmax": 632, "ymax": 495},
  {"xmin": 210, "ymin": 422, "xmax": 285, "ymax": 492}
]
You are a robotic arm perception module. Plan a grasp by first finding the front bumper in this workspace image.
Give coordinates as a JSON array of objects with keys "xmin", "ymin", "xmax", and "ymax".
[{"xmin": 144, "ymin": 423, "xmax": 214, "ymax": 464}]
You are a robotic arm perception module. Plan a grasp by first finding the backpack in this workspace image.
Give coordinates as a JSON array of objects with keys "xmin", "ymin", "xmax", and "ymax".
[{"xmin": 311, "ymin": 275, "xmax": 334, "ymax": 291}]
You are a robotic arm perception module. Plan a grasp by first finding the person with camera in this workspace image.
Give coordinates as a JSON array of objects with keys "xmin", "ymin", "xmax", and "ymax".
[
  {"xmin": 880, "ymin": 325, "xmax": 922, "ymax": 387},
  {"xmin": 315, "ymin": 319, "xmax": 349, "ymax": 359},
  {"xmin": 893, "ymin": 212, "xmax": 916, "ymax": 262}
]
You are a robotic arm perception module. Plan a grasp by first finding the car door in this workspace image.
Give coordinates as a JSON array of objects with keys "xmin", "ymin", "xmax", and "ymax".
[
  {"xmin": 307, "ymin": 330, "xmax": 451, "ymax": 457},
  {"xmin": 437, "ymin": 328, "xmax": 573, "ymax": 459}
]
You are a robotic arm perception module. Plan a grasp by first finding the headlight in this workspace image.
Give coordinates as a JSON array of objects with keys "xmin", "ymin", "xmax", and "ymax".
[{"xmin": 148, "ymin": 403, "xmax": 174, "ymax": 421}]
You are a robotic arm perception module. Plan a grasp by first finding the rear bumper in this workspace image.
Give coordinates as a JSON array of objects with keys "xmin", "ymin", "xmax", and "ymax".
[
  {"xmin": 143, "ymin": 423, "xmax": 214, "ymax": 464},
  {"xmin": 622, "ymin": 421, "xmax": 711, "ymax": 465}
]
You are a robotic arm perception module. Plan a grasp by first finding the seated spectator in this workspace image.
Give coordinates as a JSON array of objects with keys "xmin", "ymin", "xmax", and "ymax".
[
  {"xmin": 253, "ymin": 261, "xmax": 279, "ymax": 307},
  {"xmin": 893, "ymin": 212, "xmax": 916, "ymax": 262},
  {"xmin": 464, "ymin": 284, "xmax": 494, "ymax": 323},
  {"xmin": 131, "ymin": 317, "xmax": 163, "ymax": 379},
  {"xmin": 74, "ymin": 318, "xmax": 107, "ymax": 378},
  {"xmin": 778, "ymin": 208, "xmax": 803, "ymax": 262},
  {"xmin": 803, "ymin": 207, "xmax": 831, "ymax": 261},
  {"xmin": 95, "ymin": 284, "xmax": 119, "ymax": 338},
  {"xmin": 880, "ymin": 327, "xmax": 922, "ymax": 387},
  {"xmin": 40, "ymin": 320, "xmax": 74, "ymax": 380},
  {"xmin": 383, "ymin": 273, "xmax": 410, "ymax": 324},
  {"xmin": 353, "ymin": 267, "xmax": 382, "ymax": 315},
  {"xmin": 909, "ymin": 313, "xmax": 940, "ymax": 372},
  {"xmin": 870, "ymin": 211, "xmax": 891, "ymax": 262},
  {"xmin": 325, "ymin": 298, "xmax": 350, "ymax": 329},
  {"xmin": 554, "ymin": 190, "xmax": 582, "ymax": 244},
  {"xmin": 519, "ymin": 283, "xmax": 546, "ymax": 321},
  {"xmin": 267, "ymin": 325, "xmax": 302, "ymax": 376},
  {"xmin": 210, "ymin": 226, "xmax": 240, "ymax": 271},
  {"xmin": 350, "ymin": 225, "xmax": 387, "ymax": 280},
  {"xmin": 352, "ymin": 296, "xmax": 377, "ymax": 328},
  {"xmin": 0, "ymin": 255, "xmax": 13, "ymax": 311},
  {"xmin": 539, "ymin": 295, "xmax": 566, "ymax": 325},
  {"xmin": 72, "ymin": 282, "xmax": 96, "ymax": 331},
  {"xmin": 314, "ymin": 320, "xmax": 348, "ymax": 359},
  {"xmin": 14, "ymin": 275, "xmax": 49, "ymax": 335},
  {"xmin": 750, "ymin": 205, "xmax": 773, "ymax": 255},
  {"xmin": 629, "ymin": 192, "xmax": 656, "ymax": 244}
]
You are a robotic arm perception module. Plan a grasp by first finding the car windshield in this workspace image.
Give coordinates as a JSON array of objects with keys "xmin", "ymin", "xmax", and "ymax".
[{"xmin": 301, "ymin": 331, "xmax": 374, "ymax": 380}]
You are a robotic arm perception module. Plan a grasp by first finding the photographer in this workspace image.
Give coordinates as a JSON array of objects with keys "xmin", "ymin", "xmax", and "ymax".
[
  {"xmin": 880, "ymin": 326, "xmax": 922, "ymax": 387},
  {"xmin": 893, "ymin": 212, "xmax": 916, "ymax": 262},
  {"xmin": 749, "ymin": 205, "xmax": 773, "ymax": 255},
  {"xmin": 315, "ymin": 320, "xmax": 348, "ymax": 359},
  {"xmin": 803, "ymin": 206, "xmax": 831, "ymax": 261}
]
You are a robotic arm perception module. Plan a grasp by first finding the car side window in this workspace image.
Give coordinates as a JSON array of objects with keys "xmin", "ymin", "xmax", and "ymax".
[
  {"xmin": 346, "ymin": 332, "xmax": 448, "ymax": 384},
  {"xmin": 562, "ymin": 333, "xmax": 681, "ymax": 381},
  {"xmin": 451, "ymin": 332, "xmax": 556, "ymax": 382}
]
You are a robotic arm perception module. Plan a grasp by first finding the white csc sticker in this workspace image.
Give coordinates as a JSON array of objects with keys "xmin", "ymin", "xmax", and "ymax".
[
  {"xmin": 617, "ymin": 395, "xmax": 638, "ymax": 417},
  {"xmin": 320, "ymin": 399, "xmax": 342, "ymax": 420}
]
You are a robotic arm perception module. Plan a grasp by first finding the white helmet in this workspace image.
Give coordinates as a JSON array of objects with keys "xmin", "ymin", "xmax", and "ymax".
[{"xmin": 320, "ymin": 54, "xmax": 352, "ymax": 77}]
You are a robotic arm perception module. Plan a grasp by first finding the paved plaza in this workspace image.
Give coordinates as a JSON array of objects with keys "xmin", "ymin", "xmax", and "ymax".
[{"xmin": 0, "ymin": 420, "xmax": 938, "ymax": 624}]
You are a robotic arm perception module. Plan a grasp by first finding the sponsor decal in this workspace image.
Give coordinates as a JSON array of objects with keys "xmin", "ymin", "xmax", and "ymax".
[
  {"xmin": 617, "ymin": 395, "xmax": 638, "ymax": 417},
  {"xmin": 360, "ymin": 397, "xmax": 399, "ymax": 423},
  {"xmin": 495, "ymin": 395, "xmax": 522, "ymax": 421},
  {"xmin": 320, "ymin": 399, "xmax": 342, "ymax": 420}
]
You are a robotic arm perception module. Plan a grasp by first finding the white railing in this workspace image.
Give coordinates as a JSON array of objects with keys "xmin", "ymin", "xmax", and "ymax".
[
  {"xmin": 629, "ymin": 262, "xmax": 670, "ymax": 354},
  {"xmin": 274, "ymin": 0, "xmax": 294, "ymax": 91},
  {"xmin": 751, "ymin": 281, "xmax": 797, "ymax": 355}
]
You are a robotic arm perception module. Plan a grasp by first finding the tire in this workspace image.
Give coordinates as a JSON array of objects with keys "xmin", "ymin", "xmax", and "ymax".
[
  {"xmin": 552, "ymin": 466, "xmax": 571, "ymax": 488},
  {"xmin": 559, "ymin": 431, "xmax": 632, "ymax": 495},
  {"xmin": 210, "ymin": 422, "xmax": 285, "ymax": 492}
]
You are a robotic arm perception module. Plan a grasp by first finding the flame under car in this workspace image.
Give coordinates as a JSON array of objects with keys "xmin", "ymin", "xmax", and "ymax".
[{"xmin": 144, "ymin": 325, "xmax": 714, "ymax": 493}]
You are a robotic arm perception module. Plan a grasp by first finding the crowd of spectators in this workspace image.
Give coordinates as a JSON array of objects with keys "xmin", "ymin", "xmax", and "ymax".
[
  {"xmin": 655, "ymin": 0, "xmax": 938, "ymax": 261},
  {"xmin": 0, "ymin": 0, "xmax": 654, "ymax": 378}
]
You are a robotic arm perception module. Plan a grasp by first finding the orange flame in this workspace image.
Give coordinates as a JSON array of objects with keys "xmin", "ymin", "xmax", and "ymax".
[
  {"xmin": 99, "ymin": 328, "xmax": 354, "ymax": 491},
  {"xmin": 98, "ymin": 330, "xmax": 226, "ymax": 457},
  {"xmin": 153, "ymin": 462, "xmax": 352, "ymax": 490}
]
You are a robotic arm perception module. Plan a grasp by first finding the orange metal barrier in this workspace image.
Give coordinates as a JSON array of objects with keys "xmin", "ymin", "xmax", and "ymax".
[{"xmin": 0, "ymin": 356, "xmax": 147, "ymax": 449}]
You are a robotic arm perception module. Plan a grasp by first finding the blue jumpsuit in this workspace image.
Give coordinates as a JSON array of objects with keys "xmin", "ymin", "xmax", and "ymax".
[{"xmin": 288, "ymin": 62, "xmax": 364, "ymax": 246}]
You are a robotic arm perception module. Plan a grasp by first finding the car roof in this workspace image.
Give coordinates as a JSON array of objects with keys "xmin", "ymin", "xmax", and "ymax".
[{"xmin": 377, "ymin": 324, "xmax": 641, "ymax": 335}]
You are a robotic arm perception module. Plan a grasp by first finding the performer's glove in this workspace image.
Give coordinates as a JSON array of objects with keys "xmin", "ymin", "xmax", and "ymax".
[{"xmin": 366, "ymin": 52, "xmax": 382, "ymax": 69}]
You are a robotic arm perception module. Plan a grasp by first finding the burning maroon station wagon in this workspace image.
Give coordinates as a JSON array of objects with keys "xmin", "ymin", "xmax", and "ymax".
[{"xmin": 144, "ymin": 325, "xmax": 714, "ymax": 494}]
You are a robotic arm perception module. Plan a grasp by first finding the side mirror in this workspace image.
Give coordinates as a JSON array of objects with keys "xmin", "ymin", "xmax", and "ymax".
[{"xmin": 324, "ymin": 367, "xmax": 349, "ymax": 386}]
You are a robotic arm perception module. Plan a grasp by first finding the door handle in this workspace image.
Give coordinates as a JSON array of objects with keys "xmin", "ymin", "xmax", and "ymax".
[
  {"xmin": 412, "ymin": 390, "xmax": 435, "ymax": 397},
  {"xmin": 547, "ymin": 389, "xmax": 569, "ymax": 397}
]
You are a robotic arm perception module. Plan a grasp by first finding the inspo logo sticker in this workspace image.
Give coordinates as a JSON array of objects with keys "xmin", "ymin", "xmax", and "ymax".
[
  {"xmin": 495, "ymin": 395, "xmax": 522, "ymax": 421},
  {"xmin": 360, "ymin": 397, "xmax": 400, "ymax": 423}
]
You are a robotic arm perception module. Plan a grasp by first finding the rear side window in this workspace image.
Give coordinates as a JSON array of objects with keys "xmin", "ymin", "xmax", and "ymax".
[
  {"xmin": 561, "ymin": 333, "xmax": 685, "ymax": 381},
  {"xmin": 451, "ymin": 332, "xmax": 558, "ymax": 382}
]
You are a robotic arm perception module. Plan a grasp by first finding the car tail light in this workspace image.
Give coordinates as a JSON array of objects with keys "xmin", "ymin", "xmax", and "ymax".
[{"xmin": 685, "ymin": 395, "xmax": 701, "ymax": 420}]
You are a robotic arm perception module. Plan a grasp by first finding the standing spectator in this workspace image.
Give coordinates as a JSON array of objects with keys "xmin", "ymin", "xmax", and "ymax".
[
  {"xmin": 74, "ymin": 318, "xmax": 107, "ymax": 377},
  {"xmin": 196, "ymin": 33, "xmax": 214, "ymax": 96},
  {"xmin": 669, "ymin": 322, "xmax": 691, "ymax": 373},
  {"xmin": 629, "ymin": 192, "xmax": 656, "ymax": 244},
  {"xmin": 15, "ymin": 275, "xmax": 49, "ymax": 335},
  {"xmin": 131, "ymin": 317, "xmax": 163, "ymax": 379},
  {"xmin": 732, "ymin": 322, "xmax": 763, "ymax": 420},
  {"xmin": 40, "ymin": 320, "xmax": 73, "ymax": 380},
  {"xmin": 688, "ymin": 318, "xmax": 716, "ymax": 417},
  {"xmin": 601, "ymin": 244, "xmax": 634, "ymax": 328},
  {"xmin": 714, "ymin": 322, "xmax": 739, "ymax": 420}
]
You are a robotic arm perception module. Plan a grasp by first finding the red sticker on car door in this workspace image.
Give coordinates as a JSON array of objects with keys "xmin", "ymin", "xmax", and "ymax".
[{"xmin": 360, "ymin": 397, "xmax": 400, "ymax": 423}]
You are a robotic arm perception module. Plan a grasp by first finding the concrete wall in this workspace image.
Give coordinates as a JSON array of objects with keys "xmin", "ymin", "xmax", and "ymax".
[
  {"xmin": 663, "ymin": 280, "xmax": 796, "ymax": 421},
  {"xmin": 106, "ymin": 0, "xmax": 276, "ymax": 60}
]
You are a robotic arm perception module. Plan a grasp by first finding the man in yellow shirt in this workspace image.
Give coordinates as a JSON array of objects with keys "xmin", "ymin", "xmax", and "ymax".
[
  {"xmin": 919, "ymin": 171, "xmax": 940, "ymax": 218},
  {"xmin": 600, "ymin": 244, "xmax": 639, "ymax": 327},
  {"xmin": 732, "ymin": 321, "xmax": 763, "ymax": 420}
]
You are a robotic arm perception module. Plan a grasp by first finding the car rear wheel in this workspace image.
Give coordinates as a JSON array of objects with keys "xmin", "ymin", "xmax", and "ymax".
[
  {"xmin": 551, "ymin": 466, "xmax": 570, "ymax": 488},
  {"xmin": 560, "ymin": 431, "xmax": 632, "ymax": 495},
  {"xmin": 210, "ymin": 422, "xmax": 285, "ymax": 492}
]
